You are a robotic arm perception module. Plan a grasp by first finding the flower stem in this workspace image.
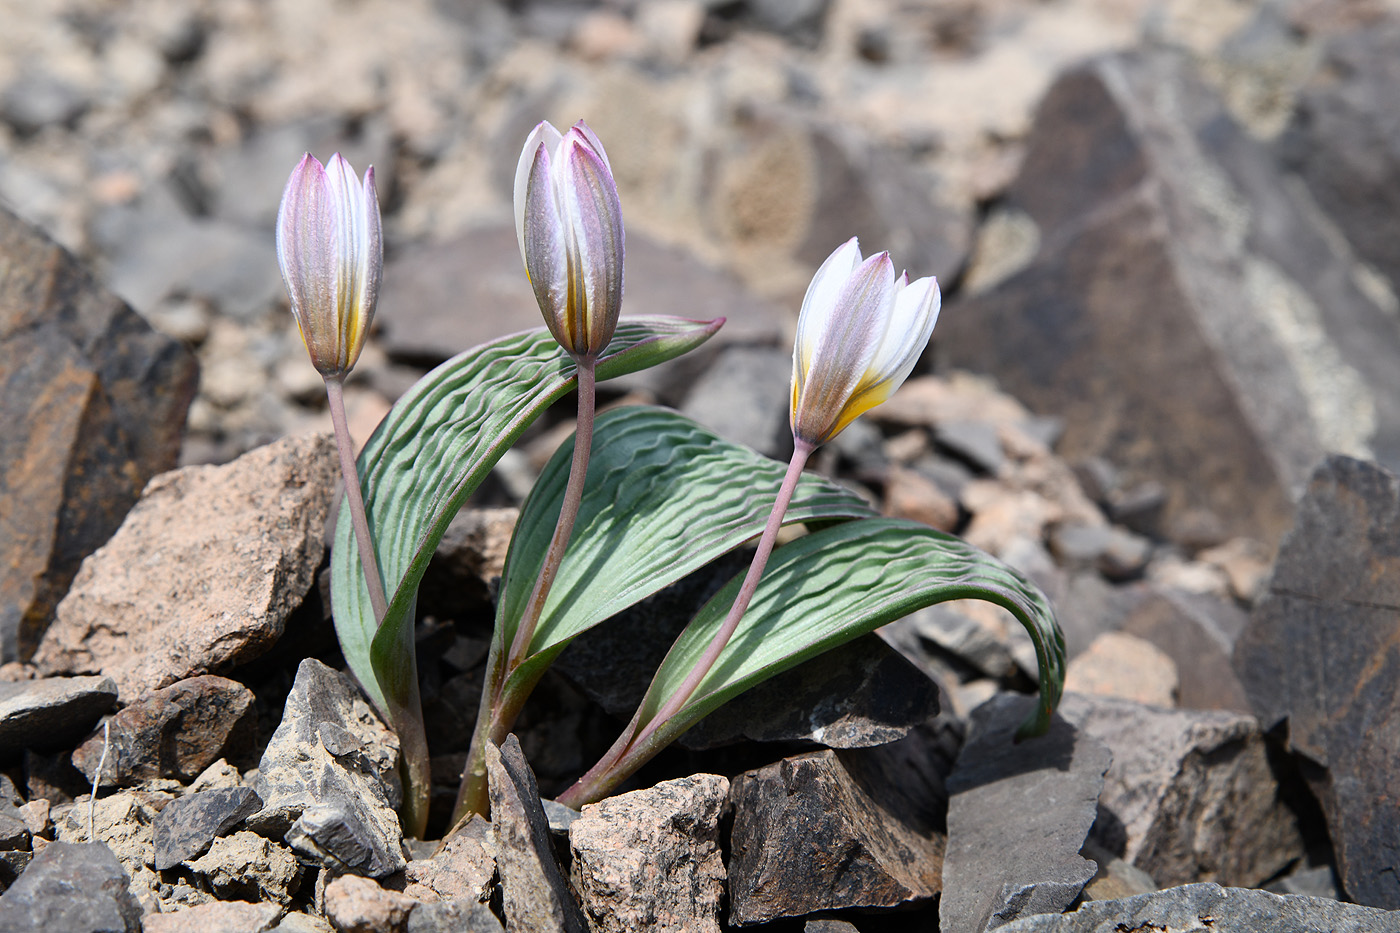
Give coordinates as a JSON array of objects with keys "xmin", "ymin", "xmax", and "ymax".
[
  {"xmin": 324, "ymin": 375, "xmax": 389, "ymax": 624},
  {"xmin": 450, "ymin": 356, "xmax": 598, "ymax": 825},
  {"xmin": 557, "ymin": 438, "xmax": 814, "ymax": 808},
  {"xmin": 505, "ymin": 356, "xmax": 597, "ymax": 674}
]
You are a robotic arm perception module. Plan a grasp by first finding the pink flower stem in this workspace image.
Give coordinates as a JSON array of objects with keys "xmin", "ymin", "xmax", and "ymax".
[
  {"xmin": 557, "ymin": 437, "xmax": 814, "ymax": 808},
  {"xmin": 325, "ymin": 375, "xmax": 389, "ymax": 624}
]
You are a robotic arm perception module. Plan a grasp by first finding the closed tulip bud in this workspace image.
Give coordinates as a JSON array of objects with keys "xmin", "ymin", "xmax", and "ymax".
[
  {"xmin": 514, "ymin": 120, "xmax": 624, "ymax": 360},
  {"xmin": 276, "ymin": 153, "xmax": 382, "ymax": 378},
  {"xmin": 790, "ymin": 237, "xmax": 941, "ymax": 448}
]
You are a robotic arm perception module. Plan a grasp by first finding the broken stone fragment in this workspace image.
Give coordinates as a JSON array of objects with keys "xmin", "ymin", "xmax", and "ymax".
[
  {"xmin": 153, "ymin": 785, "xmax": 263, "ymax": 870},
  {"xmin": 186, "ymin": 831, "xmax": 302, "ymax": 908},
  {"xmin": 324, "ymin": 874, "xmax": 416, "ymax": 933},
  {"xmin": 389, "ymin": 814, "xmax": 496, "ymax": 904},
  {"xmin": 249, "ymin": 659, "xmax": 405, "ymax": 879},
  {"xmin": 729, "ymin": 740, "xmax": 948, "ymax": 925},
  {"xmin": 72, "ymin": 675, "xmax": 256, "ymax": 788},
  {"xmin": 0, "ymin": 675, "xmax": 117, "ymax": 756},
  {"xmin": 33, "ymin": 432, "xmax": 338, "ymax": 702},
  {"xmin": 940, "ymin": 693, "xmax": 1110, "ymax": 933},
  {"xmin": 569, "ymin": 773, "xmax": 729, "ymax": 933},
  {"xmin": 141, "ymin": 899, "xmax": 285, "ymax": 933},
  {"xmin": 485, "ymin": 735, "xmax": 586, "ymax": 933},
  {"xmin": 1057, "ymin": 692, "xmax": 1305, "ymax": 889}
]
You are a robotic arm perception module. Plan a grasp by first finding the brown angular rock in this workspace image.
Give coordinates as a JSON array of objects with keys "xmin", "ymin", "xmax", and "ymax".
[
  {"xmin": 728, "ymin": 742, "xmax": 947, "ymax": 925},
  {"xmin": 0, "ymin": 203, "xmax": 198, "ymax": 663},
  {"xmin": 1119, "ymin": 585, "xmax": 1251, "ymax": 713},
  {"xmin": 32, "ymin": 432, "xmax": 338, "ymax": 700},
  {"xmin": 71, "ymin": 675, "xmax": 256, "ymax": 787},
  {"xmin": 1234, "ymin": 455, "xmax": 1400, "ymax": 908},
  {"xmin": 938, "ymin": 46, "xmax": 1400, "ymax": 548},
  {"xmin": 390, "ymin": 814, "xmax": 496, "ymax": 904},
  {"xmin": 186, "ymin": 832, "xmax": 303, "ymax": 908},
  {"xmin": 569, "ymin": 774, "xmax": 729, "ymax": 933}
]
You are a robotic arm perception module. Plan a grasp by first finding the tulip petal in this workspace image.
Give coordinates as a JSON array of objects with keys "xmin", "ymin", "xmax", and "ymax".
[
  {"xmin": 557, "ymin": 135, "xmax": 624, "ymax": 355},
  {"xmin": 515, "ymin": 121, "xmax": 563, "ymax": 262}
]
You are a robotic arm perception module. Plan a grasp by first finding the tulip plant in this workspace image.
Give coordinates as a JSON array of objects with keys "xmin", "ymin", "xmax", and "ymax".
[{"xmin": 281, "ymin": 121, "xmax": 1065, "ymax": 843}]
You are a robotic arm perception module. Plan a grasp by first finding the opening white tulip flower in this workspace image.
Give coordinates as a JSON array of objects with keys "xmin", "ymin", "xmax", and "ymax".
[{"xmin": 791, "ymin": 237, "xmax": 941, "ymax": 448}]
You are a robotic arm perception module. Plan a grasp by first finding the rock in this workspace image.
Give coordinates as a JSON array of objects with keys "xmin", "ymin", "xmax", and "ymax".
[
  {"xmin": 1063, "ymin": 632, "xmax": 1179, "ymax": 708},
  {"xmin": 1277, "ymin": 18, "xmax": 1400, "ymax": 300},
  {"xmin": 419, "ymin": 507, "xmax": 518, "ymax": 620},
  {"xmin": 405, "ymin": 897, "xmax": 504, "ymax": 933},
  {"xmin": 934, "ymin": 420, "xmax": 1005, "ymax": 475},
  {"xmin": 324, "ymin": 874, "xmax": 415, "ymax": 933},
  {"xmin": 390, "ymin": 814, "xmax": 495, "ymax": 904},
  {"xmin": 143, "ymin": 900, "xmax": 285, "ymax": 933},
  {"xmin": 33, "ymin": 433, "xmax": 338, "ymax": 701},
  {"xmin": 677, "ymin": 633, "xmax": 940, "ymax": 750},
  {"xmin": 995, "ymin": 882, "xmax": 1400, "ymax": 933},
  {"xmin": 0, "ymin": 202, "xmax": 197, "ymax": 662},
  {"xmin": 72, "ymin": 676, "xmax": 256, "ymax": 787},
  {"xmin": 882, "ymin": 464, "xmax": 961, "ymax": 531},
  {"xmin": 679, "ymin": 344, "xmax": 793, "ymax": 459},
  {"xmin": 940, "ymin": 694, "xmax": 1110, "ymax": 933},
  {"xmin": 1078, "ymin": 840, "xmax": 1157, "ymax": 903},
  {"xmin": 270, "ymin": 912, "xmax": 337, "ymax": 933},
  {"xmin": 0, "ymin": 842, "xmax": 142, "ymax": 933},
  {"xmin": 729, "ymin": 741, "xmax": 947, "ymax": 924},
  {"xmin": 250, "ymin": 659, "xmax": 405, "ymax": 879},
  {"xmin": 186, "ymin": 832, "xmax": 302, "ymax": 909},
  {"xmin": 1047, "ymin": 524, "xmax": 1153, "ymax": 583},
  {"xmin": 1057, "ymin": 692, "xmax": 1306, "ymax": 889},
  {"xmin": 569, "ymin": 774, "xmax": 729, "ymax": 933},
  {"xmin": 1233, "ymin": 455, "xmax": 1400, "ymax": 908},
  {"xmin": 54, "ymin": 792, "xmax": 161, "ymax": 897},
  {"xmin": 1119, "ymin": 586, "xmax": 1251, "ymax": 713},
  {"xmin": 938, "ymin": 45, "xmax": 1400, "ymax": 549},
  {"xmin": 0, "ymin": 675, "xmax": 117, "ymax": 755},
  {"xmin": 152, "ymin": 786, "xmax": 263, "ymax": 870},
  {"xmin": 485, "ymin": 736, "xmax": 586, "ymax": 933}
]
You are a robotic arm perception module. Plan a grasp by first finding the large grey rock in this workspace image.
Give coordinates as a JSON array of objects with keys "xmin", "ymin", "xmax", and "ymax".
[
  {"xmin": 729, "ymin": 740, "xmax": 947, "ymax": 924},
  {"xmin": 1058, "ymin": 692, "xmax": 1305, "ymax": 889},
  {"xmin": 0, "ymin": 675, "xmax": 117, "ymax": 755},
  {"xmin": 0, "ymin": 842, "xmax": 143, "ymax": 933},
  {"xmin": 1234, "ymin": 455, "xmax": 1400, "ymax": 908},
  {"xmin": 569, "ymin": 774, "xmax": 729, "ymax": 933},
  {"xmin": 679, "ymin": 344, "xmax": 793, "ymax": 459},
  {"xmin": 1277, "ymin": 17, "xmax": 1400, "ymax": 300},
  {"xmin": 33, "ymin": 433, "xmax": 338, "ymax": 701},
  {"xmin": 0, "ymin": 203, "xmax": 197, "ymax": 662},
  {"xmin": 996, "ymin": 882, "xmax": 1400, "ymax": 933},
  {"xmin": 485, "ymin": 735, "xmax": 586, "ymax": 933},
  {"xmin": 940, "ymin": 694, "xmax": 1110, "ymax": 933},
  {"xmin": 938, "ymin": 45, "xmax": 1400, "ymax": 548},
  {"xmin": 250, "ymin": 659, "xmax": 406, "ymax": 879}
]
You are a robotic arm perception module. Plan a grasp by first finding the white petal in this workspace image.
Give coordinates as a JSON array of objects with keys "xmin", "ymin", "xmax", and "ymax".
[
  {"xmin": 514, "ymin": 121, "xmax": 562, "ymax": 262},
  {"xmin": 867, "ymin": 273, "xmax": 940, "ymax": 396},
  {"xmin": 570, "ymin": 120, "xmax": 612, "ymax": 172},
  {"xmin": 794, "ymin": 237, "xmax": 863, "ymax": 375}
]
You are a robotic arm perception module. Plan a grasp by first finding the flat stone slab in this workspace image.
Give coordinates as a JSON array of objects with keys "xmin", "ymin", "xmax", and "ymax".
[
  {"xmin": 33, "ymin": 432, "xmax": 338, "ymax": 701},
  {"xmin": 940, "ymin": 693, "xmax": 1110, "ymax": 933},
  {"xmin": 996, "ymin": 882, "xmax": 1400, "ymax": 933},
  {"xmin": 0, "ymin": 675, "xmax": 117, "ymax": 755},
  {"xmin": 1235, "ymin": 455, "xmax": 1400, "ymax": 909},
  {"xmin": 153, "ymin": 786, "xmax": 263, "ymax": 870}
]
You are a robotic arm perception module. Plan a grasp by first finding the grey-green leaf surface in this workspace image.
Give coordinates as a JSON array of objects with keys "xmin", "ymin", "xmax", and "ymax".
[
  {"xmin": 331, "ymin": 316, "xmax": 721, "ymax": 715},
  {"xmin": 634, "ymin": 517, "xmax": 1064, "ymax": 755},
  {"xmin": 496, "ymin": 406, "xmax": 879, "ymax": 695}
]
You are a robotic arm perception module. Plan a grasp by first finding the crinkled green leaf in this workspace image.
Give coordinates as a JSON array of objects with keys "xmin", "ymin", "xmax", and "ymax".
[
  {"xmin": 497, "ymin": 406, "xmax": 879, "ymax": 696},
  {"xmin": 331, "ymin": 316, "xmax": 720, "ymax": 715},
  {"xmin": 631, "ymin": 517, "xmax": 1064, "ymax": 758}
]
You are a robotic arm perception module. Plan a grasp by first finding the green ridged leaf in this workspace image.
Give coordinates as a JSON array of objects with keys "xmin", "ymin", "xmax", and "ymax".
[
  {"xmin": 496, "ymin": 406, "xmax": 878, "ymax": 695},
  {"xmin": 632, "ymin": 517, "xmax": 1064, "ymax": 756},
  {"xmin": 331, "ymin": 316, "xmax": 720, "ymax": 715}
]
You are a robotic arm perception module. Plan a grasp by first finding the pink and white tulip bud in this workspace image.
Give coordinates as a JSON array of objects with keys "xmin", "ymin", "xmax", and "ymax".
[
  {"xmin": 514, "ymin": 120, "xmax": 624, "ymax": 360},
  {"xmin": 276, "ymin": 153, "xmax": 382, "ymax": 378},
  {"xmin": 790, "ymin": 237, "xmax": 941, "ymax": 447}
]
